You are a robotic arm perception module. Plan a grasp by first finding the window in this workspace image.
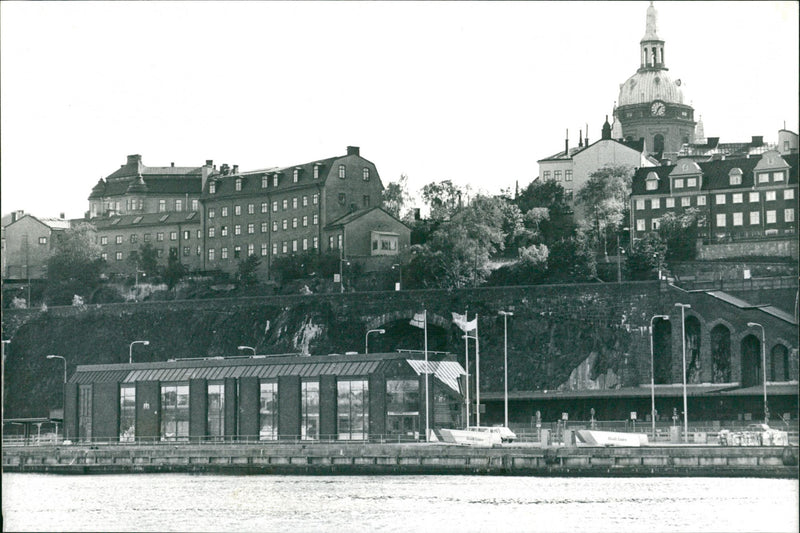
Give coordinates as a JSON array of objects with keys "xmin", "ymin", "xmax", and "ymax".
[
  {"xmin": 101, "ymin": 252, "xmax": 107, "ymax": 261},
  {"xmin": 292, "ymin": 197, "xmax": 298, "ymax": 209},
  {"xmin": 338, "ymin": 165, "xmax": 346, "ymax": 179},
  {"xmin": 785, "ymin": 208, "xmax": 795, "ymax": 222},
  {"xmin": 248, "ymin": 243, "xmax": 254, "ymax": 256},
  {"xmin": 651, "ymin": 219, "xmax": 660, "ymax": 230},
  {"xmin": 303, "ymin": 196, "xmax": 308, "ymax": 207},
  {"xmin": 78, "ymin": 385, "xmax": 92, "ymax": 441},
  {"xmin": 183, "ymin": 246, "xmax": 190, "ymax": 257},
  {"xmin": 192, "ymin": 199, "xmax": 198, "ymax": 212},
  {"xmin": 221, "ymin": 226, "xmax": 228, "ymax": 236},
  {"xmin": 248, "ymin": 204, "xmax": 255, "ymax": 215},
  {"xmin": 681, "ymin": 197, "xmax": 691, "ymax": 207},
  {"xmin": 175, "ymin": 199, "xmax": 183, "ymax": 212},
  {"xmin": 206, "ymin": 382, "xmax": 225, "ymax": 438},
  {"xmin": 386, "ymin": 379, "xmax": 419, "ymax": 438},
  {"xmin": 665, "ymin": 198, "xmax": 674, "ymax": 208},
  {"xmin": 282, "ymin": 199, "xmax": 288, "ymax": 210},
  {"xmin": 272, "ymin": 201, "xmax": 278, "ymax": 212},
  {"xmin": 209, "ymin": 208, "xmax": 216, "ymax": 218},
  {"xmin": 313, "ymin": 194, "xmax": 319, "ymax": 205},
  {"xmin": 292, "ymin": 218, "xmax": 298, "ymax": 229},
  {"xmin": 732, "ymin": 193, "xmax": 743, "ymax": 204},
  {"xmin": 293, "ymin": 169, "xmax": 299, "ymax": 183},
  {"xmin": 235, "ymin": 178, "xmax": 242, "ymax": 191},
  {"xmin": 197, "ymin": 230, "xmax": 201, "ymax": 239},
  {"xmin": 183, "ymin": 230, "xmax": 191, "ymax": 240},
  {"xmin": 687, "ymin": 178, "xmax": 697, "ymax": 187},
  {"xmin": 302, "ymin": 216, "xmax": 308, "ymax": 227},
  {"xmin": 130, "ymin": 234, "xmax": 138, "ymax": 244},
  {"xmin": 160, "ymin": 383, "xmax": 189, "ymax": 441},
  {"xmin": 715, "ymin": 194, "xmax": 726, "ymax": 205},
  {"xmin": 635, "ymin": 199, "xmax": 645, "ymax": 210},
  {"xmin": 774, "ymin": 171, "xmax": 785, "ymax": 182},
  {"xmin": 758, "ymin": 172, "xmax": 770, "ymax": 184},
  {"xmin": 673, "ymin": 178, "xmax": 684, "ymax": 189},
  {"xmin": 338, "ymin": 379, "xmax": 369, "ymax": 440},
  {"xmin": 733, "ymin": 212, "xmax": 743, "ymax": 226},
  {"xmin": 716, "ymin": 213, "xmax": 726, "ymax": 227},
  {"xmin": 337, "ymin": 234, "xmax": 343, "ymax": 249},
  {"xmin": 302, "ymin": 381, "xmax": 320, "ymax": 440},
  {"xmin": 363, "ymin": 195, "xmax": 370, "ymax": 208},
  {"xmin": 785, "ymin": 189, "xmax": 795, "ymax": 200},
  {"xmin": 262, "ymin": 176, "xmax": 268, "ymax": 188},
  {"xmin": 282, "ymin": 241, "xmax": 287, "ymax": 254},
  {"xmin": 209, "ymin": 182, "xmax": 216, "ymax": 194},
  {"xmin": 221, "ymin": 247, "xmax": 228, "ymax": 259},
  {"xmin": 157, "ymin": 249, "xmax": 164, "ymax": 257},
  {"xmin": 115, "ymin": 251, "xmax": 123, "ymax": 261},
  {"xmin": 303, "ymin": 238, "xmax": 308, "ymax": 251},
  {"xmin": 119, "ymin": 385, "xmax": 136, "ymax": 442},
  {"xmin": 313, "ymin": 237, "xmax": 319, "ymax": 249},
  {"xmin": 766, "ymin": 210, "xmax": 776, "ymax": 224},
  {"xmin": 273, "ymin": 175, "xmax": 279, "ymax": 187},
  {"xmin": 221, "ymin": 207, "xmax": 228, "ymax": 217},
  {"xmin": 157, "ymin": 232, "xmax": 164, "ymax": 241},
  {"xmin": 329, "ymin": 236, "xmax": 334, "ymax": 250},
  {"xmin": 543, "ymin": 171, "xmax": 551, "ymax": 180},
  {"xmin": 261, "ymin": 202, "xmax": 268, "ymax": 213},
  {"xmin": 697, "ymin": 196, "xmax": 706, "ymax": 206},
  {"xmin": 363, "ymin": 168, "xmax": 370, "ymax": 181},
  {"xmin": 338, "ymin": 193, "xmax": 346, "ymax": 205},
  {"xmin": 729, "ymin": 168, "xmax": 742, "ymax": 185},
  {"xmin": 272, "ymin": 243, "xmax": 278, "ymax": 255},
  {"xmin": 565, "ymin": 170, "xmax": 572, "ymax": 182},
  {"xmin": 261, "ymin": 222, "xmax": 268, "ymax": 233},
  {"xmin": 116, "ymin": 235, "xmax": 123, "ymax": 244},
  {"xmin": 170, "ymin": 231, "xmax": 177, "ymax": 241},
  {"xmin": 209, "ymin": 227, "xmax": 216, "ymax": 238},
  {"xmin": 292, "ymin": 240, "xmax": 298, "ymax": 252},
  {"xmin": 651, "ymin": 198, "xmax": 660, "ymax": 209},
  {"xmin": 313, "ymin": 165, "xmax": 320, "ymax": 179},
  {"xmin": 260, "ymin": 381, "xmax": 278, "ymax": 440},
  {"xmin": 282, "ymin": 219, "xmax": 288, "ymax": 230},
  {"xmin": 234, "ymin": 245, "xmax": 241, "ymax": 259},
  {"xmin": 766, "ymin": 191, "xmax": 776, "ymax": 201},
  {"xmin": 248, "ymin": 223, "xmax": 255, "ymax": 234},
  {"xmin": 554, "ymin": 170, "xmax": 562, "ymax": 182},
  {"xmin": 272, "ymin": 221, "xmax": 278, "ymax": 232},
  {"xmin": 313, "ymin": 214, "xmax": 319, "ymax": 225},
  {"xmin": 159, "ymin": 200, "xmax": 166, "ymax": 212},
  {"xmin": 261, "ymin": 243, "xmax": 268, "ymax": 256},
  {"xmin": 235, "ymin": 205, "xmax": 242, "ymax": 216},
  {"xmin": 101, "ymin": 236, "xmax": 108, "ymax": 245},
  {"xmin": 649, "ymin": 179, "xmax": 662, "ymax": 190},
  {"xmin": 750, "ymin": 192, "xmax": 760, "ymax": 202},
  {"xmin": 636, "ymin": 219, "xmax": 645, "ymax": 231},
  {"xmin": 750, "ymin": 211, "xmax": 760, "ymax": 225}
]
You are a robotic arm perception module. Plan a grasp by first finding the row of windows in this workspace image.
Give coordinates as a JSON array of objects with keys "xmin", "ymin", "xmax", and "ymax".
[
  {"xmin": 208, "ymin": 215, "xmax": 319, "ymax": 238},
  {"xmin": 210, "ymin": 166, "xmax": 372, "ymax": 195},
  {"xmin": 542, "ymin": 170, "xmax": 573, "ymax": 182},
  {"xmin": 103, "ymin": 246, "xmax": 200, "ymax": 262},
  {"xmin": 208, "ymin": 195, "xmax": 319, "ymax": 219},
  {"xmin": 647, "ymin": 170, "xmax": 788, "ymax": 192},
  {"xmin": 99, "ymin": 198, "xmax": 199, "ymax": 215},
  {"xmin": 637, "ymin": 208, "xmax": 796, "ymax": 231},
  {"xmin": 636, "ymin": 188, "xmax": 795, "ymax": 210},
  {"xmin": 646, "ymin": 176, "xmax": 700, "ymax": 191},
  {"xmin": 207, "ymin": 238, "xmax": 320, "ymax": 261},
  {"xmin": 101, "ymin": 229, "xmax": 200, "ymax": 246}
]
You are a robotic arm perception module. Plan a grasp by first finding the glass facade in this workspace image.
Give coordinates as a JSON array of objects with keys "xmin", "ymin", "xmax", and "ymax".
[
  {"xmin": 386, "ymin": 379, "xmax": 419, "ymax": 439},
  {"xmin": 301, "ymin": 381, "xmax": 319, "ymax": 440},
  {"xmin": 259, "ymin": 381, "xmax": 278, "ymax": 440},
  {"xmin": 207, "ymin": 382, "xmax": 225, "ymax": 439},
  {"xmin": 119, "ymin": 385, "xmax": 136, "ymax": 442},
  {"xmin": 78, "ymin": 384, "xmax": 92, "ymax": 442},
  {"xmin": 337, "ymin": 379, "xmax": 369, "ymax": 440},
  {"xmin": 160, "ymin": 383, "xmax": 189, "ymax": 441}
]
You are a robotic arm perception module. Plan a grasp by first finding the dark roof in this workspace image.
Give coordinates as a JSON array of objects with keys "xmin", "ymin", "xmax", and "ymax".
[
  {"xmin": 538, "ymin": 138, "xmax": 651, "ymax": 164},
  {"xmin": 91, "ymin": 156, "xmax": 205, "ymax": 199},
  {"xmin": 93, "ymin": 211, "xmax": 200, "ymax": 230},
  {"xmin": 631, "ymin": 152, "xmax": 798, "ymax": 196}
]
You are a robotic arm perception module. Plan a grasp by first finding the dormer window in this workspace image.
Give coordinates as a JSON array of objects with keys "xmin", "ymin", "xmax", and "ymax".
[
  {"xmin": 262, "ymin": 175, "xmax": 268, "ymax": 188},
  {"xmin": 645, "ymin": 171, "xmax": 659, "ymax": 191},
  {"xmin": 339, "ymin": 165, "xmax": 346, "ymax": 179},
  {"xmin": 674, "ymin": 179, "xmax": 684, "ymax": 189},
  {"xmin": 729, "ymin": 168, "xmax": 742, "ymax": 186},
  {"xmin": 758, "ymin": 172, "xmax": 770, "ymax": 184},
  {"xmin": 209, "ymin": 182, "xmax": 216, "ymax": 194},
  {"xmin": 235, "ymin": 178, "xmax": 242, "ymax": 191},
  {"xmin": 773, "ymin": 171, "xmax": 785, "ymax": 182},
  {"xmin": 313, "ymin": 165, "xmax": 320, "ymax": 179},
  {"xmin": 293, "ymin": 169, "xmax": 299, "ymax": 183},
  {"xmin": 363, "ymin": 168, "xmax": 370, "ymax": 181},
  {"xmin": 273, "ymin": 174, "xmax": 279, "ymax": 187}
]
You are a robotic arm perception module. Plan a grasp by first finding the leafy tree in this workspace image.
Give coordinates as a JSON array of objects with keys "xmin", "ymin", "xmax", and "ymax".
[
  {"xmin": 421, "ymin": 180, "xmax": 465, "ymax": 221},
  {"xmin": 237, "ymin": 254, "xmax": 262, "ymax": 285},
  {"xmin": 45, "ymin": 222, "xmax": 105, "ymax": 304},
  {"xmin": 382, "ymin": 174, "xmax": 412, "ymax": 219},
  {"xmin": 515, "ymin": 180, "xmax": 576, "ymax": 244},
  {"xmin": 162, "ymin": 249, "xmax": 186, "ymax": 290},
  {"xmin": 626, "ymin": 232, "xmax": 667, "ymax": 280},
  {"xmin": 488, "ymin": 244, "xmax": 550, "ymax": 286},
  {"xmin": 545, "ymin": 232, "xmax": 597, "ymax": 283},
  {"xmin": 658, "ymin": 208, "xmax": 701, "ymax": 262},
  {"xmin": 137, "ymin": 242, "xmax": 159, "ymax": 279},
  {"xmin": 575, "ymin": 165, "xmax": 632, "ymax": 256}
]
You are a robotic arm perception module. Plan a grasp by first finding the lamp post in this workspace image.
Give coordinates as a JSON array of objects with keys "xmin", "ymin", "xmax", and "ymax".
[
  {"xmin": 617, "ymin": 227, "xmax": 629, "ymax": 283},
  {"xmin": 365, "ymin": 329, "xmax": 385, "ymax": 355},
  {"xmin": 129, "ymin": 340, "xmax": 150, "ymax": 364},
  {"xmin": 238, "ymin": 345, "xmax": 256, "ymax": 356},
  {"xmin": 46, "ymin": 354, "xmax": 67, "ymax": 384},
  {"xmin": 392, "ymin": 263, "xmax": 402, "ymax": 291},
  {"xmin": 675, "ymin": 303, "xmax": 691, "ymax": 442},
  {"xmin": 649, "ymin": 315, "xmax": 670, "ymax": 441},
  {"xmin": 747, "ymin": 322, "xmax": 769, "ymax": 425},
  {"xmin": 499, "ymin": 311, "xmax": 513, "ymax": 428}
]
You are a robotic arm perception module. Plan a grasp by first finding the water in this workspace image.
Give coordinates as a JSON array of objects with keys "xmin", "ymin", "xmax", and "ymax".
[{"xmin": 2, "ymin": 474, "xmax": 798, "ymax": 533}]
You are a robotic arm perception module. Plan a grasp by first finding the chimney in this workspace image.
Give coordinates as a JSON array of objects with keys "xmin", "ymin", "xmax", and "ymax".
[
  {"xmin": 578, "ymin": 130, "xmax": 583, "ymax": 148},
  {"xmin": 233, "ymin": 165, "xmax": 239, "ymax": 174},
  {"xmin": 126, "ymin": 154, "xmax": 142, "ymax": 166},
  {"xmin": 565, "ymin": 129, "xmax": 569, "ymax": 156},
  {"xmin": 414, "ymin": 208, "xmax": 421, "ymax": 220},
  {"xmin": 59, "ymin": 213, "xmax": 65, "ymax": 219},
  {"xmin": 585, "ymin": 124, "xmax": 589, "ymax": 146},
  {"xmin": 171, "ymin": 162, "xmax": 175, "ymax": 167},
  {"xmin": 751, "ymin": 136, "xmax": 763, "ymax": 147},
  {"xmin": 205, "ymin": 159, "xmax": 213, "ymax": 167},
  {"xmin": 347, "ymin": 146, "xmax": 360, "ymax": 156}
]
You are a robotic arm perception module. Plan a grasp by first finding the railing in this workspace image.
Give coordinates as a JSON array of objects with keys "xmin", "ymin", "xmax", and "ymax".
[{"xmin": 675, "ymin": 275, "xmax": 798, "ymax": 292}]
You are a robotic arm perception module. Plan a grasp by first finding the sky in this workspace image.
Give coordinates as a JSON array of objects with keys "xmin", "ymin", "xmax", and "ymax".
[{"xmin": 1, "ymin": 1, "xmax": 798, "ymax": 220}]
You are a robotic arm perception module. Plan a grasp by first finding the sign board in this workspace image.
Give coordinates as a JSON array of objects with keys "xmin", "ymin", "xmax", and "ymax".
[
  {"xmin": 630, "ymin": 411, "xmax": 637, "ymax": 420},
  {"xmin": 395, "ymin": 282, "xmax": 401, "ymax": 291},
  {"xmin": 333, "ymin": 273, "xmax": 341, "ymax": 283},
  {"xmin": 561, "ymin": 412, "xmax": 569, "ymax": 421},
  {"xmin": 743, "ymin": 269, "xmax": 751, "ymax": 280}
]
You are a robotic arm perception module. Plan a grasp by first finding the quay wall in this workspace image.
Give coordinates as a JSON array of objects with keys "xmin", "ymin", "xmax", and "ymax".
[{"xmin": 4, "ymin": 443, "xmax": 798, "ymax": 478}]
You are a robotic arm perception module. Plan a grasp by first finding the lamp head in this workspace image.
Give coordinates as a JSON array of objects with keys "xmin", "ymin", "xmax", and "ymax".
[
  {"xmin": 747, "ymin": 322, "xmax": 758, "ymax": 328},
  {"xmin": 46, "ymin": 354, "xmax": 58, "ymax": 359},
  {"xmin": 378, "ymin": 329, "xmax": 385, "ymax": 334},
  {"xmin": 143, "ymin": 341, "xmax": 150, "ymax": 346}
]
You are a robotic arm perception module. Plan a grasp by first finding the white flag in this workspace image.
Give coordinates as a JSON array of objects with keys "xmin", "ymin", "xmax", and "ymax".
[
  {"xmin": 409, "ymin": 312, "xmax": 426, "ymax": 329},
  {"xmin": 452, "ymin": 312, "xmax": 477, "ymax": 333}
]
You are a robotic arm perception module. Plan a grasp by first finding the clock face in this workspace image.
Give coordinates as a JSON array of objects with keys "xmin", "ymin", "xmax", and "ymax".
[{"xmin": 651, "ymin": 101, "xmax": 666, "ymax": 116}]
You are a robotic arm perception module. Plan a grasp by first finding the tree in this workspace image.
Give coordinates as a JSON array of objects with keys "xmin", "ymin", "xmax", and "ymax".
[
  {"xmin": 516, "ymin": 180, "xmax": 570, "ymax": 215},
  {"xmin": 237, "ymin": 254, "xmax": 262, "ymax": 285},
  {"xmin": 575, "ymin": 165, "xmax": 632, "ymax": 256},
  {"xmin": 488, "ymin": 243, "xmax": 550, "ymax": 286},
  {"xmin": 421, "ymin": 180, "xmax": 465, "ymax": 221},
  {"xmin": 382, "ymin": 174, "xmax": 412, "ymax": 219},
  {"xmin": 137, "ymin": 242, "xmax": 159, "ymax": 279},
  {"xmin": 658, "ymin": 208, "xmax": 701, "ymax": 262},
  {"xmin": 45, "ymin": 222, "xmax": 105, "ymax": 304},
  {"xmin": 546, "ymin": 232, "xmax": 597, "ymax": 282},
  {"xmin": 515, "ymin": 180, "xmax": 576, "ymax": 244},
  {"xmin": 162, "ymin": 249, "xmax": 186, "ymax": 290},
  {"xmin": 626, "ymin": 232, "xmax": 667, "ymax": 280}
]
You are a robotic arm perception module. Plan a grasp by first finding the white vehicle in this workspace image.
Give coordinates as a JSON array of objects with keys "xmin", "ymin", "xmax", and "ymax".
[{"xmin": 439, "ymin": 426, "xmax": 517, "ymax": 447}]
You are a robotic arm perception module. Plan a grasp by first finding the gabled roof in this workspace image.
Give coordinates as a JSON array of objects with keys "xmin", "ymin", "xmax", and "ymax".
[
  {"xmin": 324, "ymin": 207, "xmax": 409, "ymax": 230},
  {"xmin": 538, "ymin": 137, "xmax": 654, "ymax": 164},
  {"xmin": 3, "ymin": 214, "xmax": 71, "ymax": 231},
  {"xmin": 92, "ymin": 156, "xmax": 206, "ymax": 199},
  {"xmin": 537, "ymin": 146, "xmax": 583, "ymax": 163}
]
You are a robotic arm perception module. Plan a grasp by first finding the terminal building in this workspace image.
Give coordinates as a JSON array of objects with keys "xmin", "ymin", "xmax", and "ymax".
[{"xmin": 62, "ymin": 352, "xmax": 465, "ymax": 443}]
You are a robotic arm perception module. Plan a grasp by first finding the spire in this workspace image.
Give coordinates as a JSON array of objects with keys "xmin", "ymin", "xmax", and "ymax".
[
  {"xmin": 640, "ymin": 2, "xmax": 666, "ymax": 70},
  {"xmin": 643, "ymin": 2, "xmax": 659, "ymax": 41},
  {"xmin": 602, "ymin": 115, "xmax": 612, "ymax": 140},
  {"xmin": 694, "ymin": 115, "xmax": 705, "ymax": 143}
]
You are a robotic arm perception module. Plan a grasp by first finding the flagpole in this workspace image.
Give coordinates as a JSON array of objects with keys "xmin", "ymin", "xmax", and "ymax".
[
  {"xmin": 464, "ymin": 309, "xmax": 470, "ymax": 429},
  {"xmin": 475, "ymin": 314, "xmax": 480, "ymax": 428},
  {"xmin": 424, "ymin": 309, "xmax": 429, "ymax": 442}
]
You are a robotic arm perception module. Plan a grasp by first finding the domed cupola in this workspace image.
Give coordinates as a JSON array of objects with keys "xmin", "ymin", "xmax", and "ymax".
[
  {"xmin": 89, "ymin": 178, "xmax": 107, "ymax": 199},
  {"xmin": 126, "ymin": 173, "xmax": 148, "ymax": 194}
]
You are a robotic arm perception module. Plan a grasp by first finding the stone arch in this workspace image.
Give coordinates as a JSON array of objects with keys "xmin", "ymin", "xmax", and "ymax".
[
  {"xmin": 653, "ymin": 317, "xmax": 672, "ymax": 384},
  {"xmin": 670, "ymin": 308, "xmax": 706, "ymax": 384},
  {"xmin": 769, "ymin": 343, "xmax": 790, "ymax": 382},
  {"xmin": 740, "ymin": 334, "xmax": 762, "ymax": 388},
  {"xmin": 654, "ymin": 133, "xmax": 665, "ymax": 153},
  {"xmin": 684, "ymin": 315, "xmax": 702, "ymax": 383},
  {"xmin": 365, "ymin": 310, "xmax": 453, "ymax": 353},
  {"xmin": 709, "ymin": 322, "xmax": 732, "ymax": 383},
  {"xmin": 365, "ymin": 310, "xmax": 451, "ymax": 332}
]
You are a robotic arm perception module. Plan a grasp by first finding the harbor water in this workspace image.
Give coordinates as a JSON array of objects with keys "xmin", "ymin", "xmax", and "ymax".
[{"xmin": 2, "ymin": 474, "xmax": 798, "ymax": 532}]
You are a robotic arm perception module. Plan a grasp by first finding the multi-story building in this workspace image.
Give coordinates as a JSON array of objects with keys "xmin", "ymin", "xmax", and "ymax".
[
  {"xmin": 92, "ymin": 212, "xmax": 203, "ymax": 274},
  {"xmin": 1, "ymin": 212, "xmax": 71, "ymax": 280},
  {"xmin": 88, "ymin": 154, "xmax": 212, "ymax": 219},
  {"xmin": 201, "ymin": 146, "xmax": 410, "ymax": 278},
  {"xmin": 630, "ymin": 150, "xmax": 798, "ymax": 257}
]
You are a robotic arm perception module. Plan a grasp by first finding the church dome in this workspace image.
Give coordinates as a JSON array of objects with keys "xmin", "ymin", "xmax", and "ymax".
[{"xmin": 617, "ymin": 69, "xmax": 685, "ymax": 107}]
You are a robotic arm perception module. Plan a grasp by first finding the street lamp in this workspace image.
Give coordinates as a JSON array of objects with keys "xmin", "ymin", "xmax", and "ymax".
[
  {"xmin": 747, "ymin": 322, "xmax": 769, "ymax": 425},
  {"xmin": 499, "ymin": 311, "xmax": 513, "ymax": 428},
  {"xmin": 675, "ymin": 303, "xmax": 691, "ymax": 442},
  {"xmin": 238, "ymin": 345, "xmax": 256, "ymax": 356},
  {"xmin": 365, "ymin": 329, "xmax": 385, "ymax": 355},
  {"xmin": 617, "ymin": 227, "xmax": 629, "ymax": 283},
  {"xmin": 129, "ymin": 340, "xmax": 150, "ymax": 364},
  {"xmin": 392, "ymin": 263, "xmax": 402, "ymax": 291},
  {"xmin": 649, "ymin": 315, "xmax": 670, "ymax": 441},
  {"xmin": 46, "ymin": 354, "xmax": 67, "ymax": 384}
]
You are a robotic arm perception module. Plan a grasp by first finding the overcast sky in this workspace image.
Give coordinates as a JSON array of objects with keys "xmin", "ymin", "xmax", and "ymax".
[{"xmin": 2, "ymin": 1, "xmax": 797, "ymax": 220}]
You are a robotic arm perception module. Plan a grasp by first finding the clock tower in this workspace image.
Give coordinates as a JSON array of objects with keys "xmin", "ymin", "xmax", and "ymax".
[{"xmin": 614, "ymin": 2, "xmax": 696, "ymax": 158}]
